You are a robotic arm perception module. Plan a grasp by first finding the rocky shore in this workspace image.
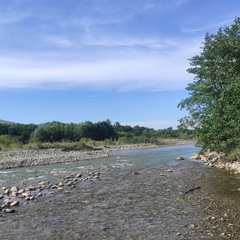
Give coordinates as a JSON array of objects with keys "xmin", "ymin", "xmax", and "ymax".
[
  {"xmin": 0, "ymin": 140, "xmax": 196, "ymax": 170},
  {"xmin": 0, "ymin": 144, "xmax": 162, "ymax": 170},
  {"xmin": 190, "ymin": 150, "xmax": 240, "ymax": 174}
]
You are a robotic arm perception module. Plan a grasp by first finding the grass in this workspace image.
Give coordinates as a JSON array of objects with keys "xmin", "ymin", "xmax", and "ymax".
[{"xmin": 0, "ymin": 138, "xmax": 193, "ymax": 152}]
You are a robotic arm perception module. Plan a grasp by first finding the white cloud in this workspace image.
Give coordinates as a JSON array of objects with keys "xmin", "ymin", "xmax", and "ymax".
[
  {"xmin": 0, "ymin": 57, "xmax": 189, "ymax": 90},
  {"xmin": 83, "ymin": 36, "xmax": 178, "ymax": 49},
  {"xmin": 182, "ymin": 18, "xmax": 234, "ymax": 33},
  {"xmin": 42, "ymin": 36, "xmax": 75, "ymax": 47},
  {"xmin": 0, "ymin": 38, "xmax": 201, "ymax": 91}
]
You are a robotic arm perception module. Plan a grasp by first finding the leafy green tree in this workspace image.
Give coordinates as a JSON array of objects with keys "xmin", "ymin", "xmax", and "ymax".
[
  {"xmin": 178, "ymin": 17, "xmax": 240, "ymax": 153},
  {"xmin": 94, "ymin": 120, "xmax": 116, "ymax": 141},
  {"xmin": 0, "ymin": 124, "xmax": 10, "ymax": 135}
]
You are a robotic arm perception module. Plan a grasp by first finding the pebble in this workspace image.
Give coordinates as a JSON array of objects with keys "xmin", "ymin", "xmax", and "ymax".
[
  {"xmin": 76, "ymin": 173, "xmax": 82, "ymax": 178},
  {"xmin": 10, "ymin": 186, "xmax": 18, "ymax": 192},
  {"xmin": 10, "ymin": 201, "xmax": 19, "ymax": 206},
  {"xmin": 28, "ymin": 186, "xmax": 37, "ymax": 191},
  {"xmin": 18, "ymin": 189, "xmax": 24, "ymax": 194},
  {"xmin": 4, "ymin": 208, "xmax": 15, "ymax": 213}
]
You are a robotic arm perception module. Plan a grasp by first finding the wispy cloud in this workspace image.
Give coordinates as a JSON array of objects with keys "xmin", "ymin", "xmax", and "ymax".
[
  {"xmin": 83, "ymin": 36, "xmax": 178, "ymax": 49},
  {"xmin": 42, "ymin": 36, "xmax": 75, "ymax": 47},
  {"xmin": 182, "ymin": 18, "xmax": 234, "ymax": 33},
  {"xmin": 0, "ymin": 38, "xmax": 200, "ymax": 91}
]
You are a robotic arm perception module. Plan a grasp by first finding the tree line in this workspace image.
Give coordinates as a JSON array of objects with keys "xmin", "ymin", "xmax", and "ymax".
[{"xmin": 0, "ymin": 120, "xmax": 194, "ymax": 148}]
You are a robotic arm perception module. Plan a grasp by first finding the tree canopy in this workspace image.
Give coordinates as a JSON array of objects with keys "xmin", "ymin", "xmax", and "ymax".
[
  {"xmin": 0, "ymin": 119, "xmax": 194, "ymax": 149},
  {"xmin": 178, "ymin": 17, "xmax": 240, "ymax": 153}
]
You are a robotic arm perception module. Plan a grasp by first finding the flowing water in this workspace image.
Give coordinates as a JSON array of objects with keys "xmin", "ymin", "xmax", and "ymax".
[
  {"xmin": 0, "ymin": 145, "xmax": 199, "ymax": 186},
  {"xmin": 0, "ymin": 144, "xmax": 239, "ymax": 200},
  {"xmin": 0, "ymin": 145, "xmax": 240, "ymax": 239}
]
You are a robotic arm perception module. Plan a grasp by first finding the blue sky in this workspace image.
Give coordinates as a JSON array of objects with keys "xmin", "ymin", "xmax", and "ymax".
[{"xmin": 0, "ymin": 0, "xmax": 239, "ymax": 129}]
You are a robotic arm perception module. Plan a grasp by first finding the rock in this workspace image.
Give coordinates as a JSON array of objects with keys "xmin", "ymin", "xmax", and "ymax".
[
  {"xmin": 190, "ymin": 224, "xmax": 196, "ymax": 229},
  {"xmin": 205, "ymin": 151, "xmax": 219, "ymax": 158},
  {"xmin": 58, "ymin": 182, "xmax": 64, "ymax": 187},
  {"xmin": 10, "ymin": 201, "xmax": 19, "ymax": 206},
  {"xmin": 175, "ymin": 156, "xmax": 184, "ymax": 160},
  {"xmin": 4, "ymin": 189, "xmax": 10, "ymax": 194},
  {"xmin": 11, "ymin": 192, "xmax": 18, "ymax": 197},
  {"xmin": 4, "ymin": 199, "xmax": 12, "ymax": 205},
  {"xmin": 22, "ymin": 192, "xmax": 31, "ymax": 197},
  {"xmin": 4, "ymin": 208, "xmax": 15, "ymax": 213},
  {"xmin": 39, "ymin": 181, "xmax": 47, "ymax": 186},
  {"xmin": 76, "ymin": 173, "xmax": 82, "ymax": 178},
  {"xmin": 190, "ymin": 153, "xmax": 201, "ymax": 159},
  {"xmin": 95, "ymin": 171, "xmax": 100, "ymax": 176},
  {"xmin": 17, "ymin": 194, "xmax": 25, "ymax": 198},
  {"xmin": 18, "ymin": 189, "xmax": 25, "ymax": 194},
  {"xmin": 10, "ymin": 186, "xmax": 19, "ymax": 192},
  {"xmin": 28, "ymin": 186, "xmax": 36, "ymax": 191},
  {"xmin": 66, "ymin": 182, "xmax": 73, "ymax": 186}
]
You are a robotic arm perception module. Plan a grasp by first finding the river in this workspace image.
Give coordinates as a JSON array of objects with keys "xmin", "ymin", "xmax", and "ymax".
[{"xmin": 0, "ymin": 144, "xmax": 239, "ymax": 239}]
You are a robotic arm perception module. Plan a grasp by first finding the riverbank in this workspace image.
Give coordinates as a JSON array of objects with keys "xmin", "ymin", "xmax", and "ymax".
[
  {"xmin": 190, "ymin": 151, "xmax": 240, "ymax": 174},
  {"xmin": 0, "ymin": 140, "xmax": 195, "ymax": 170}
]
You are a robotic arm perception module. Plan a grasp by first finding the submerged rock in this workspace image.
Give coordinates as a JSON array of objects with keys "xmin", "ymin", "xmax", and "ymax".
[{"xmin": 175, "ymin": 156, "xmax": 184, "ymax": 160}]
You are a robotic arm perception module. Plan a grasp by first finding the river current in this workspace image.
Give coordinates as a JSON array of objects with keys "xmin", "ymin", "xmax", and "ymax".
[
  {"xmin": 1, "ymin": 144, "xmax": 240, "ymax": 239},
  {"xmin": 0, "ymin": 145, "xmax": 198, "ymax": 185},
  {"xmin": 0, "ymin": 144, "xmax": 239, "ymax": 200}
]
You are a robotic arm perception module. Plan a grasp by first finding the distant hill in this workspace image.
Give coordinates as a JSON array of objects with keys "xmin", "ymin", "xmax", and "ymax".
[{"xmin": 0, "ymin": 119, "xmax": 15, "ymax": 124}]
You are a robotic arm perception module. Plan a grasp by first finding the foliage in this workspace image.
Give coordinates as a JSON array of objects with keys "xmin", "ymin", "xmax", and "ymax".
[
  {"xmin": 0, "ymin": 119, "xmax": 194, "ymax": 150},
  {"xmin": 0, "ymin": 135, "xmax": 22, "ymax": 150},
  {"xmin": 178, "ymin": 18, "xmax": 240, "ymax": 153}
]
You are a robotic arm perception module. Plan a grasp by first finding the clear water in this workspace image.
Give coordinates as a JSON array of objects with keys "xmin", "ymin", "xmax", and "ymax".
[
  {"xmin": 0, "ymin": 144, "xmax": 239, "ymax": 200},
  {"xmin": 0, "ymin": 145, "xmax": 199, "ymax": 186}
]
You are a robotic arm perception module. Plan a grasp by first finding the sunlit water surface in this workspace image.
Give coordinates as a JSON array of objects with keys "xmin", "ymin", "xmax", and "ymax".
[{"xmin": 0, "ymin": 145, "xmax": 239, "ymax": 199}]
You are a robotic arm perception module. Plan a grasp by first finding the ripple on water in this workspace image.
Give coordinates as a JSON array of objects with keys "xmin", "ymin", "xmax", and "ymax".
[{"xmin": 0, "ymin": 170, "xmax": 18, "ymax": 174}]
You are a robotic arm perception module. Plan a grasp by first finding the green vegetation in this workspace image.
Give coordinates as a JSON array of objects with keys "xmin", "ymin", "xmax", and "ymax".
[
  {"xmin": 178, "ymin": 18, "xmax": 240, "ymax": 158},
  {"xmin": 0, "ymin": 119, "xmax": 194, "ymax": 150}
]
